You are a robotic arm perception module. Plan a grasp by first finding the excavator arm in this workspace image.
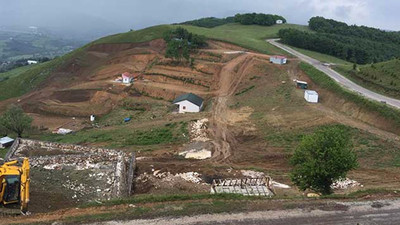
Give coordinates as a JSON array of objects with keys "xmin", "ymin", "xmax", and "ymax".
[{"xmin": 19, "ymin": 158, "xmax": 30, "ymax": 214}]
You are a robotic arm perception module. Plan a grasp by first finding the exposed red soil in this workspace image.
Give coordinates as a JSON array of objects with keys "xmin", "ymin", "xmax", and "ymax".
[{"xmin": 0, "ymin": 39, "xmax": 245, "ymax": 129}]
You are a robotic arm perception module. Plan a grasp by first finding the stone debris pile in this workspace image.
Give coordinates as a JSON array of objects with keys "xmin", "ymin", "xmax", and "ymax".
[
  {"xmin": 179, "ymin": 149, "xmax": 211, "ymax": 160},
  {"xmin": 190, "ymin": 119, "xmax": 210, "ymax": 142},
  {"xmin": 139, "ymin": 170, "xmax": 205, "ymax": 184},
  {"xmin": 175, "ymin": 172, "xmax": 202, "ymax": 184},
  {"xmin": 331, "ymin": 178, "xmax": 362, "ymax": 189},
  {"xmin": 179, "ymin": 118, "xmax": 212, "ymax": 160},
  {"xmin": 136, "ymin": 170, "xmax": 207, "ymax": 193}
]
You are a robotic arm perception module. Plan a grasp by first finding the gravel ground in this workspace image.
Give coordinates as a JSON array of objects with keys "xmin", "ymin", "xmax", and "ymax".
[{"xmin": 93, "ymin": 199, "xmax": 400, "ymax": 225}]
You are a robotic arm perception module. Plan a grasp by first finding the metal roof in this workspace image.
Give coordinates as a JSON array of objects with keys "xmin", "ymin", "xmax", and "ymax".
[
  {"xmin": 122, "ymin": 72, "xmax": 135, "ymax": 78},
  {"xmin": 173, "ymin": 93, "xmax": 204, "ymax": 107},
  {"xmin": 0, "ymin": 137, "xmax": 14, "ymax": 144},
  {"xmin": 305, "ymin": 90, "xmax": 318, "ymax": 95},
  {"xmin": 271, "ymin": 55, "xmax": 287, "ymax": 59},
  {"xmin": 296, "ymin": 80, "xmax": 308, "ymax": 84}
]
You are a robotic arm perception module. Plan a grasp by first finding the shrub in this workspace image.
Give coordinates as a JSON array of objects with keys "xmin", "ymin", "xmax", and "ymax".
[{"xmin": 290, "ymin": 126, "xmax": 358, "ymax": 195}]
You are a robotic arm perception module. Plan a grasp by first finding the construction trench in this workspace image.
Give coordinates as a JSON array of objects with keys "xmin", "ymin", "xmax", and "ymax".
[{"xmin": 5, "ymin": 138, "xmax": 136, "ymax": 213}]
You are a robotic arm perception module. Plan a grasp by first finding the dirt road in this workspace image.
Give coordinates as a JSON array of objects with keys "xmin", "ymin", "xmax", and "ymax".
[
  {"xmin": 94, "ymin": 199, "xmax": 400, "ymax": 225},
  {"xmin": 267, "ymin": 39, "xmax": 400, "ymax": 109},
  {"xmin": 210, "ymin": 53, "xmax": 253, "ymax": 160}
]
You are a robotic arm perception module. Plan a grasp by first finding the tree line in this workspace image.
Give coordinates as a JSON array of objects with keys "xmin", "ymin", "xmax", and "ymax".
[
  {"xmin": 278, "ymin": 17, "xmax": 400, "ymax": 64},
  {"xmin": 309, "ymin": 17, "xmax": 400, "ymax": 45},
  {"xmin": 179, "ymin": 13, "xmax": 286, "ymax": 28},
  {"xmin": 234, "ymin": 13, "xmax": 286, "ymax": 26},
  {"xmin": 179, "ymin": 17, "xmax": 235, "ymax": 28}
]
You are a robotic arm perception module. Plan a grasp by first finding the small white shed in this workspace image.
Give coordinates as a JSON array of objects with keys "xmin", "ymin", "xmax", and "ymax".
[
  {"xmin": 276, "ymin": 20, "xmax": 283, "ymax": 24},
  {"xmin": 173, "ymin": 93, "xmax": 204, "ymax": 113},
  {"xmin": 304, "ymin": 90, "xmax": 319, "ymax": 103},
  {"xmin": 0, "ymin": 137, "xmax": 14, "ymax": 148},
  {"xmin": 270, "ymin": 56, "xmax": 287, "ymax": 65}
]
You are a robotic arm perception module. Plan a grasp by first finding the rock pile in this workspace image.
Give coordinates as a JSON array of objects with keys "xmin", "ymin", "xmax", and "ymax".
[
  {"xmin": 331, "ymin": 178, "xmax": 361, "ymax": 189},
  {"xmin": 190, "ymin": 119, "xmax": 210, "ymax": 142}
]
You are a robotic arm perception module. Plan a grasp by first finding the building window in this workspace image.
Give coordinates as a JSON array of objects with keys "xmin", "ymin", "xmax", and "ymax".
[{"xmin": 183, "ymin": 106, "xmax": 186, "ymax": 110}]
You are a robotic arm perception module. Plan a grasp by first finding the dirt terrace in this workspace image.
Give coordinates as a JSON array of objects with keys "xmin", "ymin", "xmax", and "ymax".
[{"xmin": 5, "ymin": 39, "xmax": 246, "ymax": 130}]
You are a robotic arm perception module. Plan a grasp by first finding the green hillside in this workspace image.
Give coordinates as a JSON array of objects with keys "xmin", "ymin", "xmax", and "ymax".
[
  {"xmin": 290, "ymin": 46, "xmax": 351, "ymax": 66},
  {"xmin": 180, "ymin": 23, "xmax": 308, "ymax": 54},
  {"xmin": 0, "ymin": 23, "xmax": 308, "ymax": 101},
  {"xmin": 334, "ymin": 59, "xmax": 400, "ymax": 99},
  {"xmin": 0, "ymin": 48, "xmax": 84, "ymax": 101},
  {"xmin": 96, "ymin": 23, "xmax": 309, "ymax": 54},
  {"xmin": 0, "ymin": 64, "xmax": 37, "ymax": 81}
]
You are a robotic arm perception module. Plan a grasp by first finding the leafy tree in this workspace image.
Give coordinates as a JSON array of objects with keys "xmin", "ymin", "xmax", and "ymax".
[
  {"xmin": 290, "ymin": 126, "xmax": 358, "ymax": 195},
  {"xmin": 0, "ymin": 105, "xmax": 33, "ymax": 137},
  {"xmin": 190, "ymin": 34, "xmax": 207, "ymax": 48},
  {"xmin": 165, "ymin": 39, "xmax": 189, "ymax": 61},
  {"xmin": 163, "ymin": 28, "xmax": 206, "ymax": 62}
]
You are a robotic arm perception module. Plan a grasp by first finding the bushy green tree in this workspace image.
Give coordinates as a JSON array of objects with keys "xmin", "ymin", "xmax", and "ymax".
[
  {"xmin": 163, "ymin": 27, "xmax": 206, "ymax": 62},
  {"xmin": 290, "ymin": 126, "xmax": 358, "ymax": 195},
  {"xmin": 165, "ymin": 39, "xmax": 189, "ymax": 61},
  {"xmin": 0, "ymin": 105, "xmax": 32, "ymax": 137}
]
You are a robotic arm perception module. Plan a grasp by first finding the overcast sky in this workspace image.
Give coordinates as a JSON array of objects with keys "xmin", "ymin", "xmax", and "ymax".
[{"xmin": 0, "ymin": 0, "xmax": 399, "ymax": 40}]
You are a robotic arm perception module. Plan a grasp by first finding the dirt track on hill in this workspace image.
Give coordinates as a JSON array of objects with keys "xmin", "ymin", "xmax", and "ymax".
[{"xmin": 210, "ymin": 53, "xmax": 256, "ymax": 161}]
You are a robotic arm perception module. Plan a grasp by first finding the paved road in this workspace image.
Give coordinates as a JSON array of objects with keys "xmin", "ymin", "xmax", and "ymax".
[
  {"xmin": 267, "ymin": 39, "xmax": 400, "ymax": 109},
  {"xmin": 99, "ymin": 200, "xmax": 400, "ymax": 225}
]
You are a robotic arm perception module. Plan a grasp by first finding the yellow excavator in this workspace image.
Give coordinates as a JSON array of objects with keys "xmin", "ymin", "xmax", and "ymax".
[{"xmin": 0, "ymin": 158, "xmax": 30, "ymax": 214}]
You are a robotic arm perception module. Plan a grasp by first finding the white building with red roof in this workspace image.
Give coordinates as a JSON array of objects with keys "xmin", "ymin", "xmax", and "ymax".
[{"xmin": 122, "ymin": 72, "xmax": 135, "ymax": 84}]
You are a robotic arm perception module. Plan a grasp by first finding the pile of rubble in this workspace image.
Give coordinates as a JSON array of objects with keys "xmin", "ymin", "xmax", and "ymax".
[
  {"xmin": 180, "ymin": 118, "xmax": 212, "ymax": 160},
  {"xmin": 34, "ymin": 155, "xmax": 114, "ymax": 171},
  {"xmin": 331, "ymin": 178, "xmax": 362, "ymax": 190},
  {"xmin": 190, "ymin": 119, "xmax": 210, "ymax": 142},
  {"xmin": 152, "ymin": 170, "xmax": 204, "ymax": 184},
  {"xmin": 135, "ymin": 170, "xmax": 208, "ymax": 194},
  {"xmin": 179, "ymin": 149, "xmax": 211, "ymax": 160},
  {"xmin": 175, "ymin": 172, "xmax": 203, "ymax": 184}
]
